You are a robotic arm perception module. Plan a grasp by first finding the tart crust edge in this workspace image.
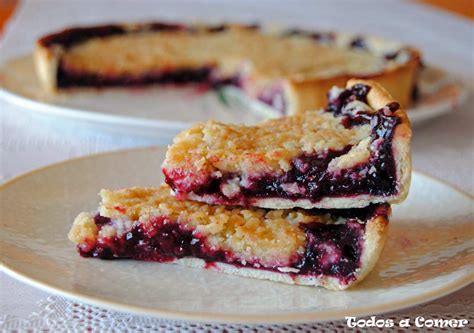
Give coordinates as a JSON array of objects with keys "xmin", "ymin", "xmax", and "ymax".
[
  {"xmin": 285, "ymin": 47, "xmax": 420, "ymax": 113},
  {"xmin": 349, "ymin": 78, "xmax": 412, "ymax": 204}
]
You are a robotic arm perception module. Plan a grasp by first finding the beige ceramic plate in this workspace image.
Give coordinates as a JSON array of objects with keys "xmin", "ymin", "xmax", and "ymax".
[
  {"xmin": 1, "ymin": 147, "xmax": 473, "ymax": 324},
  {"xmin": 0, "ymin": 55, "xmax": 468, "ymax": 141}
]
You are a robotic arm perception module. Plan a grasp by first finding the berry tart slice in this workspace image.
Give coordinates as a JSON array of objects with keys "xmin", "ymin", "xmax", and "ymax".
[
  {"xmin": 163, "ymin": 79, "xmax": 411, "ymax": 209},
  {"xmin": 69, "ymin": 184, "xmax": 390, "ymax": 290},
  {"xmin": 35, "ymin": 21, "xmax": 420, "ymax": 113}
]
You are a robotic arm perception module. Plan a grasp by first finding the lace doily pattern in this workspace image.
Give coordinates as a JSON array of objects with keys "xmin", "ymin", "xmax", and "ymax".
[{"xmin": 1, "ymin": 286, "xmax": 472, "ymax": 333}]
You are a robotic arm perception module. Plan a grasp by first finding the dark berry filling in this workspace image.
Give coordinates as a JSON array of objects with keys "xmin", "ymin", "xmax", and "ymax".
[
  {"xmin": 326, "ymin": 83, "xmax": 370, "ymax": 115},
  {"xmin": 350, "ymin": 37, "xmax": 367, "ymax": 50},
  {"xmin": 281, "ymin": 29, "xmax": 335, "ymax": 43},
  {"xmin": 39, "ymin": 25, "xmax": 127, "ymax": 48},
  {"xmin": 297, "ymin": 220, "xmax": 363, "ymax": 283},
  {"xmin": 146, "ymin": 22, "xmax": 187, "ymax": 33},
  {"xmin": 384, "ymin": 50, "xmax": 400, "ymax": 61},
  {"xmin": 79, "ymin": 204, "xmax": 388, "ymax": 282},
  {"xmin": 57, "ymin": 60, "xmax": 245, "ymax": 88},
  {"xmin": 296, "ymin": 204, "xmax": 388, "ymax": 284},
  {"xmin": 165, "ymin": 84, "xmax": 401, "ymax": 205},
  {"xmin": 411, "ymin": 84, "xmax": 420, "ymax": 102},
  {"xmin": 256, "ymin": 84, "xmax": 287, "ymax": 114},
  {"xmin": 57, "ymin": 64, "xmax": 216, "ymax": 88},
  {"xmin": 80, "ymin": 215, "xmax": 229, "ymax": 262}
]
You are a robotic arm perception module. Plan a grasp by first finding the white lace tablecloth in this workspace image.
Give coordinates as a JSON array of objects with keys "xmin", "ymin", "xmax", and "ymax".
[{"xmin": 1, "ymin": 1, "xmax": 473, "ymax": 331}]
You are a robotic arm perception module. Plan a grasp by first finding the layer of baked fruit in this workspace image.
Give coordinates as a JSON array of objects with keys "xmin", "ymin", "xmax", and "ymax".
[
  {"xmin": 35, "ymin": 22, "xmax": 420, "ymax": 112},
  {"xmin": 162, "ymin": 80, "xmax": 411, "ymax": 209},
  {"xmin": 69, "ymin": 185, "xmax": 390, "ymax": 290}
]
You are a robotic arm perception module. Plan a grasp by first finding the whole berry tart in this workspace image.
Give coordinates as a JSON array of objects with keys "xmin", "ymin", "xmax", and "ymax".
[
  {"xmin": 35, "ymin": 22, "xmax": 421, "ymax": 114},
  {"xmin": 163, "ymin": 79, "xmax": 412, "ymax": 209},
  {"xmin": 68, "ymin": 184, "xmax": 390, "ymax": 290}
]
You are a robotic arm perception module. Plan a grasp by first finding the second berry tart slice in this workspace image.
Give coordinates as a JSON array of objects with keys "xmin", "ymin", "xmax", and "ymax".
[{"xmin": 163, "ymin": 79, "xmax": 412, "ymax": 209}]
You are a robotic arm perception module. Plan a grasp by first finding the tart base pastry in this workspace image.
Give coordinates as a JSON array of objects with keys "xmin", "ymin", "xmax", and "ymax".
[
  {"xmin": 163, "ymin": 79, "xmax": 412, "ymax": 209},
  {"xmin": 35, "ymin": 22, "xmax": 420, "ymax": 113},
  {"xmin": 68, "ymin": 185, "xmax": 390, "ymax": 290}
]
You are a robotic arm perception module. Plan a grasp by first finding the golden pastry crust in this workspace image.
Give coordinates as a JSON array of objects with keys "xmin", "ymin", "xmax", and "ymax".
[
  {"xmin": 34, "ymin": 22, "xmax": 420, "ymax": 111},
  {"xmin": 69, "ymin": 184, "xmax": 390, "ymax": 290}
]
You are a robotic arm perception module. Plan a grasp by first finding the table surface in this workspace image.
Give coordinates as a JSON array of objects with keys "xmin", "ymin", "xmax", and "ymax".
[{"xmin": 0, "ymin": 1, "xmax": 473, "ymax": 331}]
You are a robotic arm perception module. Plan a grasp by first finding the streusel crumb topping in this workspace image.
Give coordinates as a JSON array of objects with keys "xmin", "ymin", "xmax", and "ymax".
[
  {"xmin": 71, "ymin": 184, "xmax": 351, "ymax": 266},
  {"xmin": 62, "ymin": 26, "xmax": 383, "ymax": 78},
  {"xmin": 164, "ymin": 109, "xmax": 371, "ymax": 176}
]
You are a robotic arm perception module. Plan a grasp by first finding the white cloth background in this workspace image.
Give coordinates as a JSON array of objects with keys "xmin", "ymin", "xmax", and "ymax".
[{"xmin": 1, "ymin": 0, "xmax": 473, "ymax": 331}]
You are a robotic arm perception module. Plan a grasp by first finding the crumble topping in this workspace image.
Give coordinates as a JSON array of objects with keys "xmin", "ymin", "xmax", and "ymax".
[
  {"xmin": 342, "ymin": 100, "xmax": 373, "ymax": 115},
  {"xmin": 68, "ymin": 212, "xmax": 98, "ymax": 244},
  {"xmin": 220, "ymin": 177, "xmax": 241, "ymax": 198},
  {"xmin": 164, "ymin": 109, "xmax": 371, "ymax": 178},
  {"xmin": 327, "ymin": 137, "xmax": 371, "ymax": 174},
  {"xmin": 60, "ymin": 25, "xmax": 385, "ymax": 79}
]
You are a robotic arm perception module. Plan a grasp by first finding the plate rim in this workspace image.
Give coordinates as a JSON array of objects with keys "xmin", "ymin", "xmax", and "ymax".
[
  {"xmin": 0, "ymin": 76, "xmax": 190, "ymax": 130},
  {"xmin": 1, "ymin": 147, "xmax": 473, "ymax": 324}
]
